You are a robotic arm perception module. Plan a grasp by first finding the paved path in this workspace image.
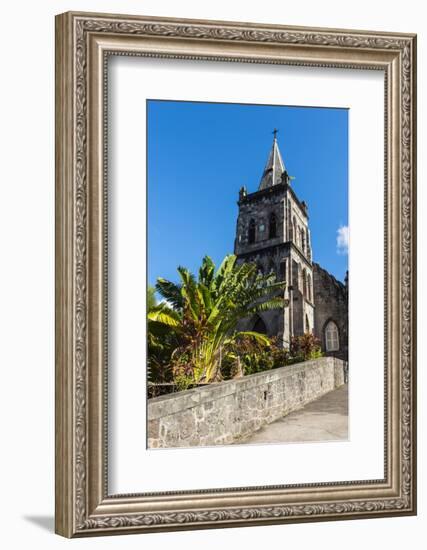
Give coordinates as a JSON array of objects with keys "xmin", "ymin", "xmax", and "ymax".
[{"xmin": 241, "ymin": 384, "xmax": 348, "ymax": 445}]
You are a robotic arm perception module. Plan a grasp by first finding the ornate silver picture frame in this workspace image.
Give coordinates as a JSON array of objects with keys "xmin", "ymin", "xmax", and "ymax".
[{"xmin": 55, "ymin": 11, "xmax": 417, "ymax": 537}]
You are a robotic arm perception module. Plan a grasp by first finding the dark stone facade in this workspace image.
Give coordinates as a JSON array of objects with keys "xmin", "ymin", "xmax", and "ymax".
[
  {"xmin": 233, "ymin": 135, "xmax": 348, "ymax": 360},
  {"xmin": 313, "ymin": 263, "xmax": 348, "ymax": 361}
]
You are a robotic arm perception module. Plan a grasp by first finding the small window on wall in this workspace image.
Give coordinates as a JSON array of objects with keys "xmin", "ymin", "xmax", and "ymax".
[
  {"xmin": 279, "ymin": 260, "xmax": 287, "ymax": 281},
  {"xmin": 325, "ymin": 321, "xmax": 339, "ymax": 351},
  {"xmin": 269, "ymin": 212, "xmax": 277, "ymax": 239},
  {"xmin": 248, "ymin": 219, "xmax": 256, "ymax": 244}
]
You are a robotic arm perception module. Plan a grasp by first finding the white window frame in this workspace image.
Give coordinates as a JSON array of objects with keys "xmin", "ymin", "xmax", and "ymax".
[{"xmin": 325, "ymin": 321, "xmax": 340, "ymax": 352}]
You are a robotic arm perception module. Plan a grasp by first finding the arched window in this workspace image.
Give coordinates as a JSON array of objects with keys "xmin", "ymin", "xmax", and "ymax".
[
  {"xmin": 301, "ymin": 228, "xmax": 306, "ymax": 253},
  {"xmin": 269, "ymin": 212, "xmax": 277, "ymax": 239},
  {"xmin": 268, "ymin": 259, "xmax": 275, "ymax": 274},
  {"xmin": 325, "ymin": 321, "xmax": 340, "ymax": 352},
  {"xmin": 253, "ymin": 315, "xmax": 267, "ymax": 335},
  {"xmin": 307, "ymin": 273, "xmax": 312, "ymax": 302},
  {"xmin": 305, "ymin": 315, "xmax": 310, "ymax": 333},
  {"xmin": 248, "ymin": 219, "xmax": 256, "ymax": 244}
]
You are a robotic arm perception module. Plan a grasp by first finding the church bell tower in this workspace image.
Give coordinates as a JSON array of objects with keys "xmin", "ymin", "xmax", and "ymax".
[{"xmin": 234, "ymin": 130, "xmax": 315, "ymax": 347}]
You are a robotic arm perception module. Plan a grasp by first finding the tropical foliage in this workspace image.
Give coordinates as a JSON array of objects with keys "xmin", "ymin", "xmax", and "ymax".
[
  {"xmin": 221, "ymin": 336, "xmax": 291, "ymax": 378},
  {"xmin": 147, "ymin": 254, "xmax": 287, "ymax": 386},
  {"xmin": 289, "ymin": 332, "xmax": 323, "ymax": 362},
  {"xmin": 147, "ymin": 286, "xmax": 175, "ymax": 384}
]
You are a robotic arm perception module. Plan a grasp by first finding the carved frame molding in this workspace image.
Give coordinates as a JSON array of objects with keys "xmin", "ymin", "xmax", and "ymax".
[{"xmin": 55, "ymin": 11, "xmax": 416, "ymax": 537}]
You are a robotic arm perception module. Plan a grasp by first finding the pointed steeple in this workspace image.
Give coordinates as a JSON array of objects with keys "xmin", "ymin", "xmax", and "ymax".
[{"xmin": 258, "ymin": 129, "xmax": 286, "ymax": 191}]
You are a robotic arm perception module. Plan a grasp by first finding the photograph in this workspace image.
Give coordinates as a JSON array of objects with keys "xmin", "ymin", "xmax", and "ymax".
[
  {"xmin": 53, "ymin": 9, "xmax": 416, "ymax": 538},
  {"xmin": 146, "ymin": 100, "xmax": 349, "ymax": 449}
]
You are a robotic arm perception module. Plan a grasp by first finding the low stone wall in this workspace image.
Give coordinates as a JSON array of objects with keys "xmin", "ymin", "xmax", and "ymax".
[{"xmin": 148, "ymin": 357, "xmax": 347, "ymax": 448}]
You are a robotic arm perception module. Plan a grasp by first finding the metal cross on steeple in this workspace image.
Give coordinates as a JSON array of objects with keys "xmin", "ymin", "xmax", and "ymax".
[{"xmin": 272, "ymin": 128, "xmax": 279, "ymax": 139}]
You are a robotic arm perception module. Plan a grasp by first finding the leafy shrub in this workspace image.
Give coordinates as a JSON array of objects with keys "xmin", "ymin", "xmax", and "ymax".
[
  {"xmin": 241, "ymin": 348, "xmax": 274, "ymax": 375},
  {"xmin": 219, "ymin": 335, "xmax": 272, "ymax": 378},
  {"xmin": 220, "ymin": 335, "xmax": 293, "ymax": 378},
  {"xmin": 170, "ymin": 351, "xmax": 197, "ymax": 389},
  {"xmin": 289, "ymin": 333, "xmax": 323, "ymax": 363},
  {"xmin": 173, "ymin": 370, "xmax": 195, "ymax": 391},
  {"xmin": 269, "ymin": 337, "xmax": 291, "ymax": 369}
]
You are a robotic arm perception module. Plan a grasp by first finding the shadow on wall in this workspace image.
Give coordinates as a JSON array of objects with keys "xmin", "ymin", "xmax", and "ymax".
[{"xmin": 23, "ymin": 516, "xmax": 54, "ymax": 533}]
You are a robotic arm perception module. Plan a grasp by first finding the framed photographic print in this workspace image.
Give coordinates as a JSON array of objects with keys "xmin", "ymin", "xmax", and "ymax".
[{"xmin": 55, "ymin": 11, "xmax": 417, "ymax": 537}]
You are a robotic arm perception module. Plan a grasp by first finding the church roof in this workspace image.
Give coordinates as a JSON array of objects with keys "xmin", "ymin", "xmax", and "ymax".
[{"xmin": 258, "ymin": 132, "xmax": 286, "ymax": 190}]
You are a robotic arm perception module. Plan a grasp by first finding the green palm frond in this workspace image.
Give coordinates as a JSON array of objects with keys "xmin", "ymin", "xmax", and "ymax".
[
  {"xmin": 148, "ymin": 253, "xmax": 288, "ymax": 384},
  {"xmin": 177, "ymin": 266, "xmax": 197, "ymax": 289},
  {"xmin": 148, "ymin": 305, "xmax": 181, "ymax": 328},
  {"xmin": 198, "ymin": 283, "xmax": 213, "ymax": 314},
  {"xmin": 148, "ymin": 319, "xmax": 174, "ymax": 336},
  {"xmin": 155, "ymin": 278, "xmax": 183, "ymax": 310},
  {"xmin": 212, "ymin": 255, "xmax": 236, "ymax": 293},
  {"xmin": 233, "ymin": 331, "xmax": 271, "ymax": 346},
  {"xmin": 246, "ymin": 297, "xmax": 286, "ymax": 315},
  {"xmin": 198, "ymin": 255, "xmax": 215, "ymax": 287}
]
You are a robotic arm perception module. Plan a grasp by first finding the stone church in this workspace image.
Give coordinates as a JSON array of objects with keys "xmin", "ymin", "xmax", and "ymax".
[{"xmin": 234, "ymin": 132, "xmax": 348, "ymax": 360}]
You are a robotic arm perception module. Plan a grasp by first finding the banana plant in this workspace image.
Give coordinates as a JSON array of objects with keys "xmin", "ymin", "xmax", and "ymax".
[{"xmin": 148, "ymin": 255, "xmax": 287, "ymax": 384}]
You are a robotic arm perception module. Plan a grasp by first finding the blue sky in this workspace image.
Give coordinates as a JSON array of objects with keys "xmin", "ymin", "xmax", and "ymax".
[{"xmin": 147, "ymin": 100, "xmax": 348, "ymax": 286}]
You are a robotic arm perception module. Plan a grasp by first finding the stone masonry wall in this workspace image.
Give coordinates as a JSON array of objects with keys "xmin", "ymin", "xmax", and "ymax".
[
  {"xmin": 313, "ymin": 262, "xmax": 348, "ymax": 361},
  {"xmin": 148, "ymin": 357, "xmax": 346, "ymax": 448}
]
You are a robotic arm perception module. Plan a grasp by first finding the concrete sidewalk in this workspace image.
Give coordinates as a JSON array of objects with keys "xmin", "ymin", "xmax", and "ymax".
[{"xmin": 240, "ymin": 384, "xmax": 348, "ymax": 445}]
